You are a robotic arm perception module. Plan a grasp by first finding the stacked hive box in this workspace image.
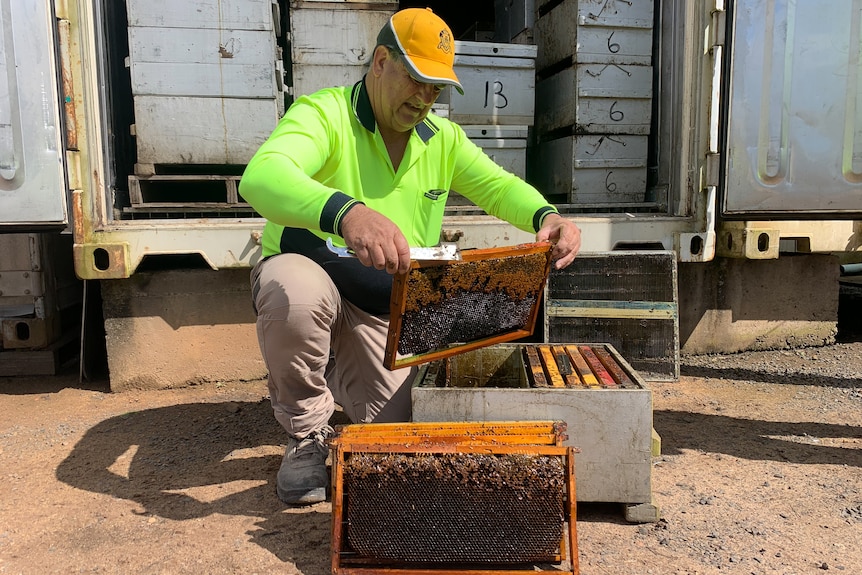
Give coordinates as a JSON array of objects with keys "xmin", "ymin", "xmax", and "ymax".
[
  {"xmin": 126, "ymin": 0, "xmax": 284, "ymax": 170},
  {"xmin": 531, "ymin": 0, "xmax": 654, "ymax": 207},
  {"xmin": 0, "ymin": 233, "xmax": 82, "ymax": 376},
  {"xmin": 444, "ymin": 40, "xmax": 537, "ymax": 209},
  {"xmin": 286, "ymin": 1, "xmax": 397, "ymax": 100}
]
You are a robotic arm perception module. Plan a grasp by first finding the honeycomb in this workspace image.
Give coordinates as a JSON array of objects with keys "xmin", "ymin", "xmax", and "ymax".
[
  {"xmin": 395, "ymin": 249, "xmax": 551, "ymax": 357},
  {"xmin": 343, "ymin": 452, "xmax": 566, "ymax": 565}
]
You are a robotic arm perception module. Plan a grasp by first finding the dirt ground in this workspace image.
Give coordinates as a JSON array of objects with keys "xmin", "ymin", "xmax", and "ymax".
[{"xmin": 1, "ymin": 341, "xmax": 860, "ymax": 575}]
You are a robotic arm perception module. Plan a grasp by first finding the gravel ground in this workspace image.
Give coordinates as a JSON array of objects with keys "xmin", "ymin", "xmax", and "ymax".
[{"xmin": 0, "ymin": 338, "xmax": 860, "ymax": 574}]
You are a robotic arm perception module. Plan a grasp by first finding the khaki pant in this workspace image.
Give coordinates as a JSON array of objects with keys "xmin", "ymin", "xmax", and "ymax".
[{"xmin": 251, "ymin": 253, "xmax": 416, "ymax": 439}]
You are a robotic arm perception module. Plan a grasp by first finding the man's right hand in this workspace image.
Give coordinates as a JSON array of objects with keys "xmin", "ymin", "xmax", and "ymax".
[{"xmin": 340, "ymin": 204, "xmax": 412, "ymax": 275}]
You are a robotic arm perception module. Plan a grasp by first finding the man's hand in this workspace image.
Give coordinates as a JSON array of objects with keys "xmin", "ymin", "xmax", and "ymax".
[
  {"xmin": 340, "ymin": 204, "xmax": 412, "ymax": 274},
  {"xmin": 536, "ymin": 213, "xmax": 581, "ymax": 270}
]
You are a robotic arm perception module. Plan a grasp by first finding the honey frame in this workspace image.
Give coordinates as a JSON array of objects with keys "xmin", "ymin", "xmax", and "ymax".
[
  {"xmin": 329, "ymin": 421, "xmax": 579, "ymax": 575},
  {"xmin": 384, "ymin": 242, "xmax": 553, "ymax": 370}
]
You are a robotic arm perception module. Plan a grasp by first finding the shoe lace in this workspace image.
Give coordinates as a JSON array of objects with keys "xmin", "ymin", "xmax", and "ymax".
[{"xmin": 293, "ymin": 424, "xmax": 334, "ymax": 459}]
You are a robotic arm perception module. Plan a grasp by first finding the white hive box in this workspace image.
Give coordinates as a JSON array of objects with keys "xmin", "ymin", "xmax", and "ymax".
[
  {"xmin": 411, "ymin": 343, "xmax": 658, "ymax": 520},
  {"xmin": 531, "ymin": 134, "xmax": 648, "ymax": 204},
  {"xmin": 127, "ymin": 0, "xmax": 277, "ymax": 30},
  {"xmin": 133, "ymin": 96, "xmax": 278, "ymax": 166},
  {"xmin": 287, "ymin": 1, "xmax": 396, "ymax": 98},
  {"xmin": 442, "ymin": 41, "xmax": 537, "ymax": 126},
  {"xmin": 127, "ymin": 27, "xmax": 280, "ymax": 99},
  {"xmin": 465, "ymin": 125, "xmax": 528, "ymax": 178},
  {"xmin": 126, "ymin": 0, "xmax": 282, "ymax": 166},
  {"xmin": 535, "ymin": 0, "xmax": 653, "ymax": 71},
  {"xmin": 535, "ymin": 63, "xmax": 653, "ymax": 136},
  {"xmin": 448, "ymin": 125, "xmax": 528, "ymax": 208}
]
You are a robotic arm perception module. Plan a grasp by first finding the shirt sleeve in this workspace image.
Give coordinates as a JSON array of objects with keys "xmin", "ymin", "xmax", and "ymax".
[
  {"xmin": 448, "ymin": 124, "xmax": 558, "ymax": 233},
  {"xmin": 239, "ymin": 91, "xmax": 359, "ymax": 235}
]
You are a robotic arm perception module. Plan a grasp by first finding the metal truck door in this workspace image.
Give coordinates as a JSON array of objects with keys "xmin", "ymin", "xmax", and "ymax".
[
  {"xmin": 0, "ymin": 0, "xmax": 68, "ymax": 228},
  {"xmin": 722, "ymin": 0, "xmax": 862, "ymax": 217}
]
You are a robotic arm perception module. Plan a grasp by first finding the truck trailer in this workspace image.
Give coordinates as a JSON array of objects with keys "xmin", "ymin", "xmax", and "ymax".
[{"xmin": 1, "ymin": 0, "xmax": 860, "ymax": 387}]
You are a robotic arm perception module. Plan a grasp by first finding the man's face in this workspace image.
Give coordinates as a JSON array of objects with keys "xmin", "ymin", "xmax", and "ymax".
[{"xmin": 377, "ymin": 53, "xmax": 444, "ymax": 133}]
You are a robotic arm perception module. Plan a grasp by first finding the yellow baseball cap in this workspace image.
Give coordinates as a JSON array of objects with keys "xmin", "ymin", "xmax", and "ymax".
[{"xmin": 376, "ymin": 8, "xmax": 464, "ymax": 94}]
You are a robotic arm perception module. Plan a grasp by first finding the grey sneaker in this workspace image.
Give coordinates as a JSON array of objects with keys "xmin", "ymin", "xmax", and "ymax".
[{"xmin": 276, "ymin": 425, "xmax": 334, "ymax": 505}]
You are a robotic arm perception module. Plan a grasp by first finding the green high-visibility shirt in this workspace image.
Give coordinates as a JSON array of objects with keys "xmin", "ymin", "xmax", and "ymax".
[{"xmin": 240, "ymin": 78, "xmax": 558, "ymax": 314}]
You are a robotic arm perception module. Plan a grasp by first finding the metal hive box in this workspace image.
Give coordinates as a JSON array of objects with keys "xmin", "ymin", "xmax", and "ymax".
[
  {"xmin": 545, "ymin": 250, "xmax": 679, "ymax": 381},
  {"xmin": 411, "ymin": 343, "xmax": 657, "ymax": 520}
]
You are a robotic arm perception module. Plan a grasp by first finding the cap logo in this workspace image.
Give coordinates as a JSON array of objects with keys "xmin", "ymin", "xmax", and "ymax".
[{"xmin": 437, "ymin": 29, "xmax": 452, "ymax": 54}]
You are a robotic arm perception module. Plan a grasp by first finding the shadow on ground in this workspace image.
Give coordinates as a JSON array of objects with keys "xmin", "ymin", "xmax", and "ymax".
[
  {"xmin": 54, "ymin": 397, "xmax": 861, "ymax": 570},
  {"xmin": 678, "ymin": 364, "xmax": 862, "ymax": 389},
  {"xmin": 55, "ymin": 399, "xmax": 329, "ymax": 571},
  {"xmin": 655, "ymin": 410, "xmax": 862, "ymax": 467}
]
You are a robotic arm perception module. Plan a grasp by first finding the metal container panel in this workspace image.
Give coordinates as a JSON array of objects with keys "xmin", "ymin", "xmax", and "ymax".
[
  {"xmin": 128, "ymin": 27, "xmax": 279, "ymax": 98},
  {"xmin": 723, "ymin": 0, "xmax": 862, "ymax": 215},
  {"xmin": 133, "ymin": 96, "xmax": 279, "ymax": 165},
  {"xmin": 0, "ymin": 0, "xmax": 67, "ymax": 227},
  {"xmin": 126, "ymin": 0, "xmax": 275, "ymax": 31}
]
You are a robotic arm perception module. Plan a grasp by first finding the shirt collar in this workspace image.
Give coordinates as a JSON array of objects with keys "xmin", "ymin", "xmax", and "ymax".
[{"xmin": 351, "ymin": 77, "xmax": 439, "ymax": 144}]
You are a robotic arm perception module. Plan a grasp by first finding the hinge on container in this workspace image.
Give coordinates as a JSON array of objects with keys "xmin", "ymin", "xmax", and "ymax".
[{"xmin": 711, "ymin": 1, "xmax": 726, "ymax": 49}]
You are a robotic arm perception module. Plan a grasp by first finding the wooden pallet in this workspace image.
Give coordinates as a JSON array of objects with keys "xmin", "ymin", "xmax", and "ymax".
[
  {"xmin": 126, "ymin": 174, "xmax": 257, "ymax": 214},
  {"xmin": 0, "ymin": 329, "xmax": 79, "ymax": 377}
]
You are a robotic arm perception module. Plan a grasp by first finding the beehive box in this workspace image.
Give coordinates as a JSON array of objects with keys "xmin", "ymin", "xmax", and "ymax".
[
  {"xmin": 411, "ymin": 343, "xmax": 658, "ymax": 521},
  {"xmin": 126, "ymin": 0, "xmax": 282, "ymax": 167},
  {"xmin": 535, "ymin": 0, "xmax": 653, "ymax": 71},
  {"xmin": 449, "ymin": 125, "xmax": 528, "ymax": 209},
  {"xmin": 535, "ymin": 64, "xmax": 653, "ymax": 136},
  {"xmin": 545, "ymin": 251, "xmax": 680, "ymax": 381},
  {"xmin": 529, "ymin": 133, "xmax": 648, "ymax": 204},
  {"xmin": 465, "ymin": 125, "xmax": 528, "ymax": 178},
  {"xmin": 440, "ymin": 40, "xmax": 537, "ymax": 125},
  {"xmin": 287, "ymin": 1, "xmax": 396, "ymax": 98}
]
